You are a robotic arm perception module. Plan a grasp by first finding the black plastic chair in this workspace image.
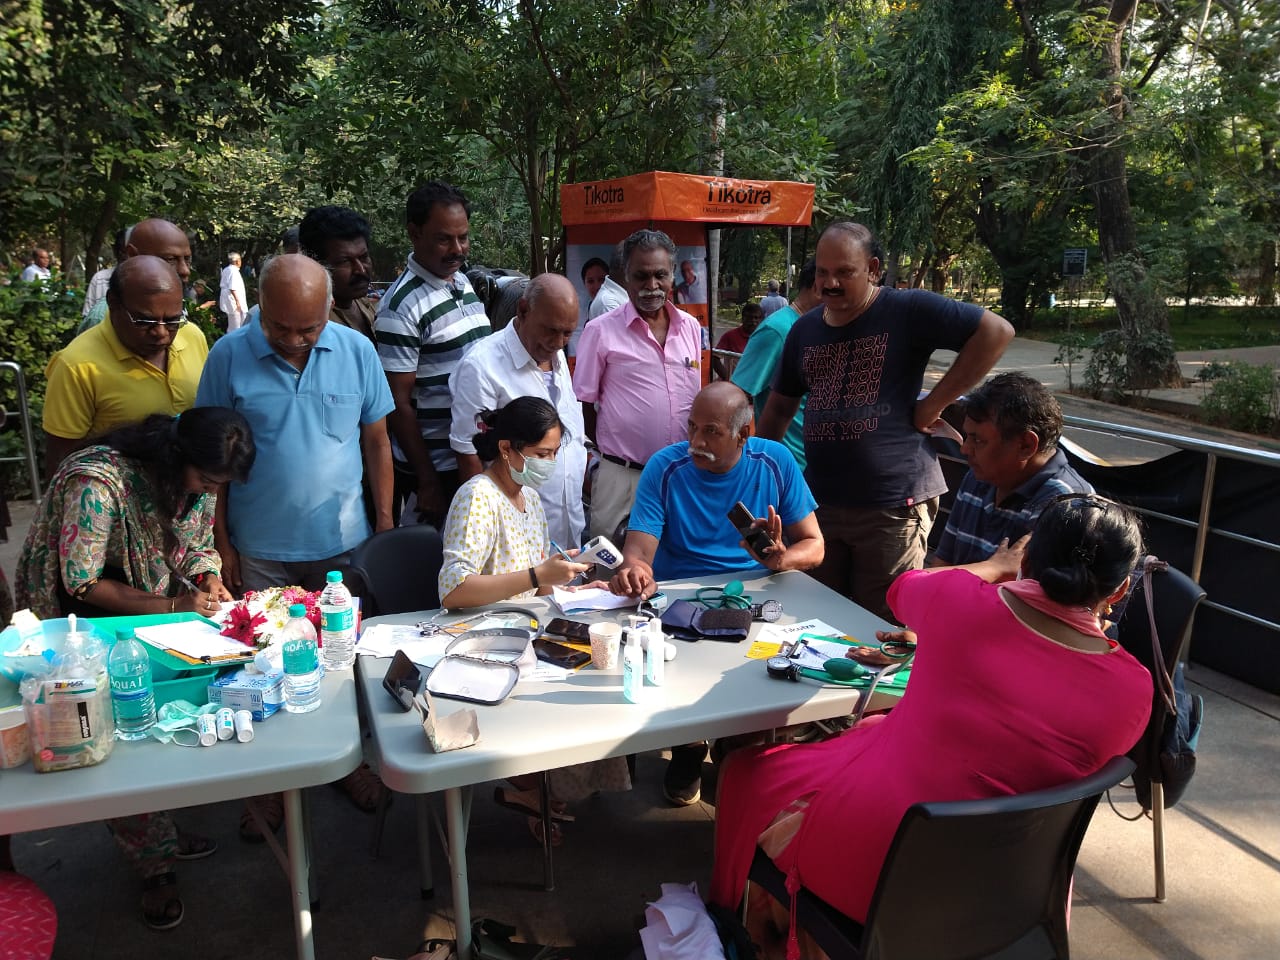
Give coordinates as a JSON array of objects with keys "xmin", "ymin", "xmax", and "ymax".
[
  {"xmin": 1114, "ymin": 562, "xmax": 1206, "ymax": 902},
  {"xmin": 747, "ymin": 755, "xmax": 1135, "ymax": 960},
  {"xmin": 346, "ymin": 524, "xmax": 444, "ymax": 617}
]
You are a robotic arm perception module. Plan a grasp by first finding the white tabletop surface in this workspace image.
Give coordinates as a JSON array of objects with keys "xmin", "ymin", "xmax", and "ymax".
[
  {"xmin": 357, "ymin": 570, "xmax": 901, "ymax": 794},
  {"xmin": 0, "ymin": 671, "xmax": 363, "ymax": 832}
]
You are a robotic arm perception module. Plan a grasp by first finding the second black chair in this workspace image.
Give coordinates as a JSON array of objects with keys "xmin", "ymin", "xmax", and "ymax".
[{"xmin": 747, "ymin": 755, "xmax": 1135, "ymax": 960}]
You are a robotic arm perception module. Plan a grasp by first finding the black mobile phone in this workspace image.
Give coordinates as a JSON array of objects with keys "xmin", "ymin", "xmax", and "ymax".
[
  {"xmin": 382, "ymin": 650, "xmax": 424, "ymax": 712},
  {"xmin": 545, "ymin": 617, "xmax": 592, "ymax": 643},
  {"xmin": 533, "ymin": 637, "xmax": 592, "ymax": 670},
  {"xmin": 728, "ymin": 501, "xmax": 776, "ymax": 556}
]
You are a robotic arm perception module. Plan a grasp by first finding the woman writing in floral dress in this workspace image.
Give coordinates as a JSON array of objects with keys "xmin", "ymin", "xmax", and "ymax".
[{"xmin": 11, "ymin": 406, "xmax": 255, "ymax": 931}]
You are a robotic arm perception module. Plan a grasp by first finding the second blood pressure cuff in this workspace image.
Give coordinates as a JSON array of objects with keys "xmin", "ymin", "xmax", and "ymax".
[{"xmin": 660, "ymin": 600, "xmax": 753, "ymax": 642}]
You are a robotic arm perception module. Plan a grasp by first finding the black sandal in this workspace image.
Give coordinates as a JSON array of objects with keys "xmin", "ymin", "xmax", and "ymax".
[{"xmin": 141, "ymin": 872, "xmax": 184, "ymax": 931}]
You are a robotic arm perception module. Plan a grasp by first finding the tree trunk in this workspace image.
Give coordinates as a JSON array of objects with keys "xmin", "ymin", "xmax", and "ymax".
[
  {"xmin": 84, "ymin": 160, "xmax": 127, "ymax": 270},
  {"xmin": 1086, "ymin": 0, "xmax": 1181, "ymax": 388},
  {"xmin": 999, "ymin": 274, "xmax": 1033, "ymax": 330},
  {"xmin": 1256, "ymin": 137, "xmax": 1276, "ymax": 306}
]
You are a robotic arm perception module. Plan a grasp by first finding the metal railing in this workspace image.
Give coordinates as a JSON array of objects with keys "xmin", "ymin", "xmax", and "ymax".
[
  {"xmin": 0, "ymin": 361, "xmax": 41, "ymax": 500},
  {"xmin": 940, "ymin": 414, "xmax": 1280, "ymax": 639}
]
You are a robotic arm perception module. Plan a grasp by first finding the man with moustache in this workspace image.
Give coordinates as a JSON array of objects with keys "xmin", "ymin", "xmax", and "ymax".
[
  {"xmin": 758, "ymin": 221, "xmax": 1013, "ymax": 621},
  {"xmin": 572, "ymin": 229, "xmax": 702, "ymax": 541},
  {"xmin": 610, "ymin": 381, "xmax": 822, "ymax": 806},
  {"xmin": 376, "ymin": 180, "xmax": 491, "ymax": 525},
  {"xmin": 449, "ymin": 274, "xmax": 588, "ymax": 547},
  {"xmin": 299, "ymin": 205, "xmax": 379, "ymax": 344},
  {"xmin": 43, "ymin": 255, "xmax": 209, "ymax": 475},
  {"xmin": 78, "ymin": 218, "xmax": 197, "ymax": 332}
]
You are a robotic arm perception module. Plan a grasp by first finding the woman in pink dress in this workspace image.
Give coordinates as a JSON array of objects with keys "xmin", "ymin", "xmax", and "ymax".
[{"xmin": 710, "ymin": 495, "xmax": 1153, "ymax": 954}]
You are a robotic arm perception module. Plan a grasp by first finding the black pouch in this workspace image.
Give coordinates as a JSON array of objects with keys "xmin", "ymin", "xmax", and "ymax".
[{"xmin": 660, "ymin": 599, "xmax": 753, "ymax": 642}]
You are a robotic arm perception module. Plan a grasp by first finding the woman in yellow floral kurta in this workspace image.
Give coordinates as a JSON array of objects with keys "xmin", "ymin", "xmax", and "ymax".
[
  {"xmin": 12, "ymin": 406, "xmax": 255, "ymax": 931},
  {"xmin": 438, "ymin": 397, "xmax": 631, "ymax": 845}
]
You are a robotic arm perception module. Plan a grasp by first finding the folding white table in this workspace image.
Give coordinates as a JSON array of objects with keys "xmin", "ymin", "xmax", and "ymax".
[
  {"xmin": 0, "ymin": 670, "xmax": 363, "ymax": 960},
  {"xmin": 357, "ymin": 569, "xmax": 904, "ymax": 958}
]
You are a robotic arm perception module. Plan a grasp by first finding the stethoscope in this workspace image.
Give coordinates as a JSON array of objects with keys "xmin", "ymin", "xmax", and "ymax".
[{"xmin": 692, "ymin": 580, "xmax": 784, "ymax": 622}]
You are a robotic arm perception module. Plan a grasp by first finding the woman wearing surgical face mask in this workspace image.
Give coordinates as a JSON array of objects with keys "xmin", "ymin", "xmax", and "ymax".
[
  {"xmin": 438, "ymin": 397, "xmax": 631, "ymax": 845},
  {"xmin": 438, "ymin": 396, "xmax": 590, "ymax": 608}
]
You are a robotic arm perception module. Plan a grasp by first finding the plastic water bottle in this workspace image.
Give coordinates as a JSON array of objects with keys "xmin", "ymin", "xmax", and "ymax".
[
  {"xmin": 108, "ymin": 630, "xmax": 157, "ymax": 740},
  {"xmin": 281, "ymin": 604, "xmax": 322, "ymax": 714},
  {"xmin": 318, "ymin": 570, "xmax": 356, "ymax": 670}
]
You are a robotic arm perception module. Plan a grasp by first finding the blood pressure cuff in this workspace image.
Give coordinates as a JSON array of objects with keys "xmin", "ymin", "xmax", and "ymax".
[{"xmin": 659, "ymin": 599, "xmax": 753, "ymax": 642}]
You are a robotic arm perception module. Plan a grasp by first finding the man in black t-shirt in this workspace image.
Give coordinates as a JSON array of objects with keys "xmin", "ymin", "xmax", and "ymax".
[{"xmin": 758, "ymin": 221, "xmax": 1013, "ymax": 620}]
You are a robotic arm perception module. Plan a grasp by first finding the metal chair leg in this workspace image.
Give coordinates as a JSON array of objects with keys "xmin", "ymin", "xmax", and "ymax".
[
  {"xmin": 416, "ymin": 793, "xmax": 434, "ymax": 899},
  {"xmin": 538, "ymin": 771, "xmax": 555, "ymax": 891},
  {"xmin": 1152, "ymin": 780, "xmax": 1166, "ymax": 902},
  {"xmin": 370, "ymin": 787, "xmax": 393, "ymax": 857}
]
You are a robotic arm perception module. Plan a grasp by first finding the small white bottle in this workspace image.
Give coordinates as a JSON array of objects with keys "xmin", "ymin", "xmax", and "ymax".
[
  {"xmin": 645, "ymin": 618, "xmax": 665, "ymax": 686},
  {"xmin": 621, "ymin": 628, "xmax": 643, "ymax": 703}
]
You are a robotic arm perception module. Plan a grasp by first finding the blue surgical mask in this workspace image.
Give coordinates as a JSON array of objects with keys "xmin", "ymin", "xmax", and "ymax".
[{"xmin": 509, "ymin": 451, "xmax": 556, "ymax": 489}]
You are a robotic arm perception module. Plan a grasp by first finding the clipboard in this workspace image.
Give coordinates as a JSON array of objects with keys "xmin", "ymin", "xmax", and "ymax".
[{"xmin": 133, "ymin": 620, "xmax": 256, "ymax": 666}]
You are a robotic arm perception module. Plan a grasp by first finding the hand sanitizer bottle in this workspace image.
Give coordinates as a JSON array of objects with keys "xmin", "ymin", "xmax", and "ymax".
[
  {"xmin": 622, "ymin": 628, "xmax": 643, "ymax": 703},
  {"xmin": 645, "ymin": 618, "xmax": 665, "ymax": 686}
]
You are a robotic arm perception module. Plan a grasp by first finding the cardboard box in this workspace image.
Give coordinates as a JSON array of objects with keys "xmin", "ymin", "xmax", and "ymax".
[{"xmin": 207, "ymin": 666, "xmax": 286, "ymax": 721}]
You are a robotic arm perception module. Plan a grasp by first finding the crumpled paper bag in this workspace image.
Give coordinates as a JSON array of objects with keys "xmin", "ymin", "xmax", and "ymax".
[{"xmin": 639, "ymin": 881, "xmax": 726, "ymax": 960}]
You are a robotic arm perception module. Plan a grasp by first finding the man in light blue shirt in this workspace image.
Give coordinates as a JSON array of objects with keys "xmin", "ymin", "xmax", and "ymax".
[{"xmin": 196, "ymin": 254, "xmax": 395, "ymax": 592}]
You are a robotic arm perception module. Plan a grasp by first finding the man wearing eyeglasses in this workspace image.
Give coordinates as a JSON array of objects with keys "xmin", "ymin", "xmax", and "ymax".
[
  {"xmin": 43, "ymin": 255, "xmax": 209, "ymax": 476},
  {"xmin": 77, "ymin": 218, "xmax": 196, "ymax": 333}
]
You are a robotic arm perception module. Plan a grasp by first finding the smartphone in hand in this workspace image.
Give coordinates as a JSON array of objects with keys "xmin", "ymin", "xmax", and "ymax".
[{"xmin": 728, "ymin": 501, "xmax": 776, "ymax": 557}]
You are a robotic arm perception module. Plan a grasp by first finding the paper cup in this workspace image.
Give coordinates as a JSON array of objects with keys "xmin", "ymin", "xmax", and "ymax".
[{"xmin": 588, "ymin": 622, "xmax": 622, "ymax": 672}]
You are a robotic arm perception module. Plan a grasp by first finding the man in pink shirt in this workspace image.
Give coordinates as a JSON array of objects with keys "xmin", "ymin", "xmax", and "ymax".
[{"xmin": 572, "ymin": 228, "xmax": 703, "ymax": 541}]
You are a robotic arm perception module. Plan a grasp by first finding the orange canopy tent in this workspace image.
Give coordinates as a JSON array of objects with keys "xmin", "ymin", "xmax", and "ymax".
[{"xmin": 560, "ymin": 171, "xmax": 815, "ymax": 378}]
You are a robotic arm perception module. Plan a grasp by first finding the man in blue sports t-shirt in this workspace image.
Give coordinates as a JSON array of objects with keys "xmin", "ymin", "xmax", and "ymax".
[{"xmin": 609, "ymin": 381, "xmax": 825, "ymax": 808}]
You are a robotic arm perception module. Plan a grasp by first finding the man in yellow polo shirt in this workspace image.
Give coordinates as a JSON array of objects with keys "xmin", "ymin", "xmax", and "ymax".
[{"xmin": 43, "ymin": 255, "xmax": 209, "ymax": 477}]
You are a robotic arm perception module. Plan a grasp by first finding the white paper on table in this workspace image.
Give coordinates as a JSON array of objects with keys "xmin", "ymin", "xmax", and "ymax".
[
  {"xmin": 357, "ymin": 623, "xmax": 453, "ymax": 667},
  {"xmin": 549, "ymin": 585, "xmax": 636, "ymax": 614},
  {"xmin": 526, "ymin": 661, "xmax": 571, "ymax": 682},
  {"xmin": 639, "ymin": 881, "xmax": 726, "ymax": 960},
  {"xmin": 754, "ymin": 617, "xmax": 848, "ymax": 646},
  {"xmin": 134, "ymin": 620, "xmax": 254, "ymax": 662}
]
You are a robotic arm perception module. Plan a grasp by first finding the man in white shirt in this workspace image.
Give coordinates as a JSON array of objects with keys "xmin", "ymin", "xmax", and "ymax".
[
  {"xmin": 82, "ymin": 230, "xmax": 126, "ymax": 318},
  {"xmin": 219, "ymin": 253, "xmax": 248, "ymax": 331},
  {"xmin": 449, "ymin": 273, "xmax": 587, "ymax": 547},
  {"xmin": 20, "ymin": 249, "xmax": 51, "ymax": 283}
]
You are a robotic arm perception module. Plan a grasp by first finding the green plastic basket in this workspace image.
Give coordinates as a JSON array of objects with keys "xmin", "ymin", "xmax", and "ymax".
[{"xmin": 90, "ymin": 613, "xmax": 237, "ymax": 707}]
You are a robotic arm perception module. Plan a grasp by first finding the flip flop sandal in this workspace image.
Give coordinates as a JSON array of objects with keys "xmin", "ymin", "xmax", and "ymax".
[
  {"xmin": 471, "ymin": 918, "xmax": 573, "ymax": 959},
  {"xmin": 493, "ymin": 787, "xmax": 576, "ymax": 822},
  {"xmin": 239, "ymin": 793, "xmax": 284, "ymax": 843},
  {"xmin": 526, "ymin": 816, "xmax": 562, "ymax": 848},
  {"xmin": 174, "ymin": 832, "xmax": 219, "ymax": 861},
  {"xmin": 141, "ymin": 872, "xmax": 184, "ymax": 931},
  {"xmin": 337, "ymin": 763, "xmax": 387, "ymax": 813}
]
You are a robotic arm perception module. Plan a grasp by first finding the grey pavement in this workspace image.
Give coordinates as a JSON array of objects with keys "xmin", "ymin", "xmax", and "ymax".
[{"xmin": 3, "ymin": 338, "xmax": 1279, "ymax": 959}]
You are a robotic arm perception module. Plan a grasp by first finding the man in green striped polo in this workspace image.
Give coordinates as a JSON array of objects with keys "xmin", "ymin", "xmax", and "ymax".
[{"xmin": 376, "ymin": 180, "xmax": 492, "ymax": 525}]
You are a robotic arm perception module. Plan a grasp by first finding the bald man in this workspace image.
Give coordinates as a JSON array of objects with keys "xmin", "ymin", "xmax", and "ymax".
[
  {"xmin": 78, "ymin": 218, "xmax": 196, "ymax": 332},
  {"xmin": 196, "ymin": 254, "xmax": 395, "ymax": 593},
  {"xmin": 447, "ymin": 273, "xmax": 588, "ymax": 545},
  {"xmin": 608, "ymin": 380, "xmax": 824, "ymax": 807},
  {"xmin": 611, "ymin": 381, "xmax": 823, "ymax": 597},
  {"xmin": 219, "ymin": 252, "xmax": 248, "ymax": 331},
  {"xmin": 43, "ymin": 255, "xmax": 210, "ymax": 475}
]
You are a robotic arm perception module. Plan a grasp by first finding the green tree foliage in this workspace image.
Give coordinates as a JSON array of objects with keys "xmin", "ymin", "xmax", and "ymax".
[
  {"xmin": 283, "ymin": 0, "xmax": 839, "ymax": 273},
  {"xmin": 0, "ymin": 0, "xmax": 320, "ymax": 267}
]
